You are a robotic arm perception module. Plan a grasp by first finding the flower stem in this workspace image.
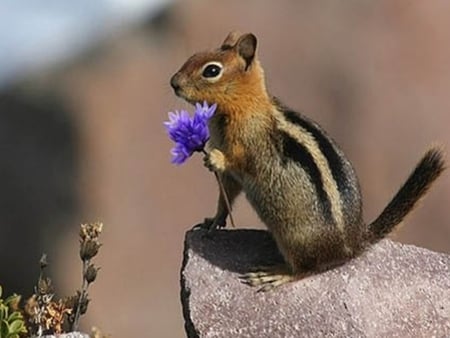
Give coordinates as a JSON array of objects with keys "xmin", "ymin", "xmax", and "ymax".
[
  {"xmin": 214, "ymin": 171, "xmax": 236, "ymax": 228},
  {"xmin": 202, "ymin": 149, "xmax": 236, "ymax": 228}
]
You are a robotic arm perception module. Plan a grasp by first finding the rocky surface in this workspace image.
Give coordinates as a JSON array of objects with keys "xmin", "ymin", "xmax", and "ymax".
[
  {"xmin": 40, "ymin": 333, "xmax": 89, "ymax": 338},
  {"xmin": 181, "ymin": 229, "xmax": 450, "ymax": 338}
]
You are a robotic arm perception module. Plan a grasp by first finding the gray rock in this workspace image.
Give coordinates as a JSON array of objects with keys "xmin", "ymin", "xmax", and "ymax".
[
  {"xmin": 39, "ymin": 333, "xmax": 89, "ymax": 338},
  {"xmin": 180, "ymin": 229, "xmax": 450, "ymax": 338}
]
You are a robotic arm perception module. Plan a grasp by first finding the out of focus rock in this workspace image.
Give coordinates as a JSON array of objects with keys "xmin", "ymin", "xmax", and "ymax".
[
  {"xmin": 181, "ymin": 229, "xmax": 450, "ymax": 338},
  {"xmin": 41, "ymin": 333, "xmax": 89, "ymax": 338}
]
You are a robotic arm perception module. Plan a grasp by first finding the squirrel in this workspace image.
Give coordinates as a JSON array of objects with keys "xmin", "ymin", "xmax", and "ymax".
[{"xmin": 170, "ymin": 31, "xmax": 446, "ymax": 291}]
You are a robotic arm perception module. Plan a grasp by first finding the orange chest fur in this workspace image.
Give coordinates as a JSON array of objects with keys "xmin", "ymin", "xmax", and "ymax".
[{"xmin": 209, "ymin": 113, "xmax": 254, "ymax": 172}]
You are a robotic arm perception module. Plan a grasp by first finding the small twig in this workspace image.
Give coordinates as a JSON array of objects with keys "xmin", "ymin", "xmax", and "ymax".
[
  {"xmin": 72, "ymin": 259, "xmax": 89, "ymax": 331},
  {"xmin": 35, "ymin": 254, "xmax": 51, "ymax": 337},
  {"xmin": 72, "ymin": 222, "xmax": 102, "ymax": 331}
]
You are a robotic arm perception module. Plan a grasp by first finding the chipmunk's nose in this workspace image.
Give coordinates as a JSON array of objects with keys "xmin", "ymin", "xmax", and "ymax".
[{"xmin": 170, "ymin": 73, "xmax": 181, "ymax": 92}]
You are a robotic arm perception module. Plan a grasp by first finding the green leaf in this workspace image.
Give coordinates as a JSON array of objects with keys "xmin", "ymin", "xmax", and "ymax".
[
  {"xmin": 7, "ymin": 312, "xmax": 22, "ymax": 322},
  {"xmin": 6, "ymin": 334, "xmax": 20, "ymax": 338},
  {"xmin": 3, "ymin": 320, "xmax": 10, "ymax": 332},
  {"xmin": 4, "ymin": 294, "xmax": 19, "ymax": 306},
  {"xmin": 1, "ymin": 319, "xmax": 8, "ymax": 335},
  {"xmin": 9, "ymin": 319, "xmax": 26, "ymax": 334},
  {"xmin": 0, "ymin": 306, "xmax": 8, "ymax": 321}
]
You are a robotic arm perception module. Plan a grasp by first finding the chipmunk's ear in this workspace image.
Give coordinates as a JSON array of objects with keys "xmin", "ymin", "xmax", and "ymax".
[
  {"xmin": 221, "ymin": 31, "xmax": 241, "ymax": 49},
  {"xmin": 236, "ymin": 33, "xmax": 257, "ymax": 70}
]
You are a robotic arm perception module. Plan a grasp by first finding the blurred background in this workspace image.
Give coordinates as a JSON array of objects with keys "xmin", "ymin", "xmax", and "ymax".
[{"xmin": 0, "ymin": 1, "xmax": 449, "ymax": 336}]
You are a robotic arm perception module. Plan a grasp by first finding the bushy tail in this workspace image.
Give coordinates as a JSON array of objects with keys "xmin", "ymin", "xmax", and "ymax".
[{"xmin": 368, "ymin": 147, "xmax": 445, "ymax": 243}]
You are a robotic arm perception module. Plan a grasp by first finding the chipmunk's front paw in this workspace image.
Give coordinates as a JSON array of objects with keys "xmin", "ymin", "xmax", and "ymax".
[
  {"xmin": 203, "ymin": 149, "xmax": 226, "ymax": 173},
  {"xmin": 193, "ymin": 216, "xmax": 226, "ymax": 232}
]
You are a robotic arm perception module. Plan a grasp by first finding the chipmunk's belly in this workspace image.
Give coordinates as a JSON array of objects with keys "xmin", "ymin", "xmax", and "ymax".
[{"xmin": 240, "ymin": 162, "xmax": 325, "ymax": 231}]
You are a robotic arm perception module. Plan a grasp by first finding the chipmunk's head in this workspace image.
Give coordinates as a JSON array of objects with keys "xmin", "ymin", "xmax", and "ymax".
[{"xmin": 170, "ymin": 32, "xmax": 267, "ymax": 110}]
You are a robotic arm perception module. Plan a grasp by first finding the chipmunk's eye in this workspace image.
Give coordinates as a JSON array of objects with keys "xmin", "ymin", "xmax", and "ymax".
[{"xmin": 201, "ymin": 62, "xmax": 223, "ymax": 79}]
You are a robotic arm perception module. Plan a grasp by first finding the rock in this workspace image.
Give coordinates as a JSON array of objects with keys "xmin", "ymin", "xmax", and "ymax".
[
  {"xmin": 40, "ymin": 333, "xmax": 89, "ymax": 338},
  {"xmin": 180, "ymin": 229, "xmax": 450, "ymax": 338}
]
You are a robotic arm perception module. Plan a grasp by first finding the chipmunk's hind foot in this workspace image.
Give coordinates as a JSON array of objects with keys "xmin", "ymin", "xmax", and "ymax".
[{"xmin": 239, "ymin": 265, "xmax": 298, "ymax": 292}]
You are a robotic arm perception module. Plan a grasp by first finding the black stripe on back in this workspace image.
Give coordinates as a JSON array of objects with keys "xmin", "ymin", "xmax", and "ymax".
[
  {"xmin": 283, "ymin": 110, "xmax": 348, "ymax": 199},
  {"xmin": 280, "ymin": 131, "xmax": 334, "ymax": 223}
]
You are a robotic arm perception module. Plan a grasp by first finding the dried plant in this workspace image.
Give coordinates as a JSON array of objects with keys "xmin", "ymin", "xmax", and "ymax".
[
  {"xmin": 69, "ymin": 222, "xmax": 103, "ymax": 331},
  {"xmin": 23, "ymin": 254, "xmax": 72, "ymax": 336},
  {"xmin": 20, "ymin": 222, "xmax": 104, "ymax": 336}
]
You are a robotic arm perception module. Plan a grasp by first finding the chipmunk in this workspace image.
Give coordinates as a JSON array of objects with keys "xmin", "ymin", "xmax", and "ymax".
[{"xmin": 170, "ymin": 31, "xmax": 445, "ymax": 291}]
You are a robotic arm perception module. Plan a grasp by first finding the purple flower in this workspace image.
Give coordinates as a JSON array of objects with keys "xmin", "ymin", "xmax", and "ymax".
[{"xmin": 164, "ymin": 101, "xmax": 217, "ymax": 165}]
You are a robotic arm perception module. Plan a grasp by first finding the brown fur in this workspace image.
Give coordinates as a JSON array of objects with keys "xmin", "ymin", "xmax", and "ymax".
[{"xmin": 170, "ymin": 32, "xmax": 446, "ymax": 289}]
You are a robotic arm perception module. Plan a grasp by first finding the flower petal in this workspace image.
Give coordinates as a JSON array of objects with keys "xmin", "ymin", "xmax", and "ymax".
[
  {"xmin": 171, "ymin": 144, "xmax": 191, "ymax": 165},
  {"xmin": 164, "ymin": 102, "xmax": 217, "ymax": 164}
]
